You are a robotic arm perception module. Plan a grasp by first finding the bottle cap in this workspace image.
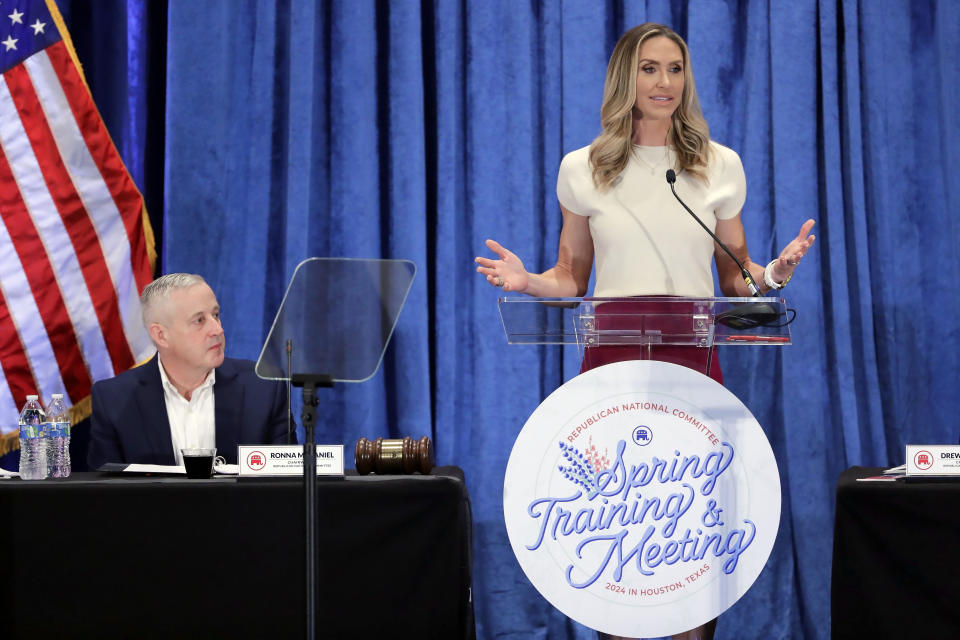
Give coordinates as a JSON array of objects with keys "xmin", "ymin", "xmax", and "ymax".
[
  {"xmin": 51, "ymin": 393, "xmax": 63, "ymax": 399},
  {"xmin": 26, "ymin": 394, "xmax": 38, "ymax": 400}
]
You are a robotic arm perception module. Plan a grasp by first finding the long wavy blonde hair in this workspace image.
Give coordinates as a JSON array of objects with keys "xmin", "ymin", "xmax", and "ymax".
[{"xmin": 589, "ymin": 23, "xmax": 711, "ymax": 190}]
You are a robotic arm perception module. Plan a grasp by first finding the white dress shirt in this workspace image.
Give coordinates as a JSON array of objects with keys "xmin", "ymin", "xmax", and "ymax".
[{"xmin": 157, "ymin": 356, "xmax": 216, "ymax": 465}]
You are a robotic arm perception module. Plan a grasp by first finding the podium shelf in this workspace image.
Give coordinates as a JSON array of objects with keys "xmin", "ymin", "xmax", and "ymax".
[{"xmin": 498, "ymin": 296, "xmax": 791, "ymax": 347}]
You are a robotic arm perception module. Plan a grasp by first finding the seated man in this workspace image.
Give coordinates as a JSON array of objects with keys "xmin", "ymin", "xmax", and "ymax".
[{"xmin": 88, "ymin": 273, "xmax": 291, "ymax": 468}]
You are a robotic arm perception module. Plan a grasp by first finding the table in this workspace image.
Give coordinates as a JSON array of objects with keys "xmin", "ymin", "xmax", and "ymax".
[
  {"xmin": 0, "ymin": 467, "xmax": 474, "ymax": 639},
  {"xmin": 832, "ymin": 466, "xmax": 960, "ymax": 638}
]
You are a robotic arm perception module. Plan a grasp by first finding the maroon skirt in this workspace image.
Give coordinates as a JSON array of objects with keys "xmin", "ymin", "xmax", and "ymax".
[{"xmin": 578, "ymin": 299, "xmax": 724, "ymax": 384}]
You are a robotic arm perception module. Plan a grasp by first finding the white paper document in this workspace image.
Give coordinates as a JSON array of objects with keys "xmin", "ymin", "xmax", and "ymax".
[
  {"xmin": 120, "ymin": 462, "xmax": 238, "ymax": 475},
  {"xmin": 122, "ymin": 464, "xmax": 186, "ymax": 474}
]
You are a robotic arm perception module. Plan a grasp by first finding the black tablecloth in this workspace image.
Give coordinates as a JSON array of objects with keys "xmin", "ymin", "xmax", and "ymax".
[
  {"xmin": 0, "ymin": 467, "xmax": 474, "ymax": 639},
  {"xmin": 832, "ymin": 466, "xmax": 960, "ymax": 638}
]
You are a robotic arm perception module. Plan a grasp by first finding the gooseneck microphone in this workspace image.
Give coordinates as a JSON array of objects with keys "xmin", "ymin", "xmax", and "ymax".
[{"xmin": 665, "ymin": 169, "xmax": 761, "ymax": 297}]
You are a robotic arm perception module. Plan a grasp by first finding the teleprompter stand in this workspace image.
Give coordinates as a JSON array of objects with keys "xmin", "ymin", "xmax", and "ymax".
[{"xmin": 256, "ymin": 258, "xmax": 416, "ymax": 639}]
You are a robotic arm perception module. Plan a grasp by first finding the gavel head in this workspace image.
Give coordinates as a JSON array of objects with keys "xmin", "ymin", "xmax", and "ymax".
[{"xmin": 355, "ymin": 436, "xmax": 434, "ymax": 475}]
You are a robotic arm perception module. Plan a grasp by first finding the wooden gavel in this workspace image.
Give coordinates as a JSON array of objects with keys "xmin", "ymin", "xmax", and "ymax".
[{"xmin": 355, "ymin": 436, "xmax": 434, "ymax": 475}]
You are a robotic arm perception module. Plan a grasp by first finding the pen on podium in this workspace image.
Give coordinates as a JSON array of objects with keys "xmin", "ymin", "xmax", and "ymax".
[{"xmin": 724, "ymin": 335, "xmax": 790, "ymax": 343}]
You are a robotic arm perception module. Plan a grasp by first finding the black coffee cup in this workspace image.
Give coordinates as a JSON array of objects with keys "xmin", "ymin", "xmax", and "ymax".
[{"xmin": 181, "ymin": 448, "xmax": 216, "ymax": 479}]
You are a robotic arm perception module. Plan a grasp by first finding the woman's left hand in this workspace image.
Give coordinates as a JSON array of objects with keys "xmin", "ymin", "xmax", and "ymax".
[{"xmin": 770, "ymin": 219, "xmax": 816, "ymax": 282}]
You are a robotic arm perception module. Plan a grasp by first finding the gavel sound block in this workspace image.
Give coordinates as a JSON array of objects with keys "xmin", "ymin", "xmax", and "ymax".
[{"xmin": 355, "ymin": 436, "xmax": 434, "ymax": 475}]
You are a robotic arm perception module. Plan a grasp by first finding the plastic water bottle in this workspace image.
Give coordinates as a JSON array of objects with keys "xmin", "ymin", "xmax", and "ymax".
[
  {"xmin": 18, "ymin": 395, "xmax": 47, "ymax": 480},
  {"xmin": 45, "ymin": 393, "xmax": 71, "ymax": 478}
]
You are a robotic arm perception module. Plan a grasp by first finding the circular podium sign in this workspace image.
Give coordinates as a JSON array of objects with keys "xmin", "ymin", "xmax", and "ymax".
[{"xmin": 503, "ymin": 360, "xmax": 780, "ymax": 638}]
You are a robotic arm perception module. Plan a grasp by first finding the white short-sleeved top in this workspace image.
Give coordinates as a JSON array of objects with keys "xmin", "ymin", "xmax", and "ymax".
[{"xmin": 556, "ymin": 141, "xmax": 746, "ymax": 297}]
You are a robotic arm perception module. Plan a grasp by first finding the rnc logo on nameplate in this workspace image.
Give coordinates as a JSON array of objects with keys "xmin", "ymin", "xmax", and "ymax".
[
  {"xmin": 502, "ymin": 360, "xmax": 781, "ymax": 638},
  {"xmin": 913, "ymin": 449, "xmax": 934, "ymax": 471},
  {"xmin": 246, "ymin": 450, "xmax": 267, "ymax": 471}
]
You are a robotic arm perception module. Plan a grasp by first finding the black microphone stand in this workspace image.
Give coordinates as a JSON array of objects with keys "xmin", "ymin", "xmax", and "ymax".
[
  {"xmin": 666, "ymin": 169, "xmax": 761, "ymax": 297},
  {"xmin": 666, "ymin": 169, "xmax": 787, "ymax": 330}
]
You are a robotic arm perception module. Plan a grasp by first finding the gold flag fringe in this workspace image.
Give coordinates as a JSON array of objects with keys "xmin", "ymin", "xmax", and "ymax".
[
  {"xmin": 142, "ymin": 202, "xmax": 157, "ymax": 271},
  {"xmin": 0, "ymin": 430, "xmax": 17, "ymax": 458},
  {"xmin": 68, "ymin": 394, "xmax": 92, "ymax": 427}
]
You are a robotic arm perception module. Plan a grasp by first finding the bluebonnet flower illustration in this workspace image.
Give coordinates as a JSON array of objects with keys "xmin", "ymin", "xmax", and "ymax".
[{"xmin": 558, "ymin": 441, "xmax": 603, "ymax": 499}]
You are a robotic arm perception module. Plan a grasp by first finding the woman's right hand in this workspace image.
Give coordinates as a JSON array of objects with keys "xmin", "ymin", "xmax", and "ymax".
[{"xmin": 475, "ymin": 239, "xmax": 530, "ymax": 293}]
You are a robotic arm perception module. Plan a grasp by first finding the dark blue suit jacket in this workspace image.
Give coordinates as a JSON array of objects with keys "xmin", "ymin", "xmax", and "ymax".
[{"xmin": 87, "ymin": 356, "xmax": 291, "ymax": 468}]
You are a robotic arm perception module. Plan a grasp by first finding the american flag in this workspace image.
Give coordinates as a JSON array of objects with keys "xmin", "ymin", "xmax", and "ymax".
[{"xmin": 0, "ymin": 0, "xmax": 155, "ymax": 453}]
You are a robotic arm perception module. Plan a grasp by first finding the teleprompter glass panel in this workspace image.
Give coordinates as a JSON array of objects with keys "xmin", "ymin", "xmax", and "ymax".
[{"xmin": 256, "ymin": 258, "xmax": 416, "ymax": 383}]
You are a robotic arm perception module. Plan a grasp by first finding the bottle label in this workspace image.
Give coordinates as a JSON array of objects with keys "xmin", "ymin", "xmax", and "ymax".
[
  {"xmin": 47, "ymin": 421, "xmax": 70, "ymax": 438},
  {"xmin": 19, "ymin": 424, "xmax": 40, "ymax": 439}
]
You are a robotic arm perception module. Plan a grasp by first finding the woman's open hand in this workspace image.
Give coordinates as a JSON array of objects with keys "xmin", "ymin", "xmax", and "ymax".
[
  {"xmin": 769, "ymin": 219, "xmax": 816, "ymax": 282},
  {"xmin": 475, "ymin": 239, "xmax": 529, "ymax": 293}
]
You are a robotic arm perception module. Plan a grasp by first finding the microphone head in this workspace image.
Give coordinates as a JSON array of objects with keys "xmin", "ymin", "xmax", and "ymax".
[{"xmin": 665, "ymin": 169, "xmax": 676, "ymax": 184}]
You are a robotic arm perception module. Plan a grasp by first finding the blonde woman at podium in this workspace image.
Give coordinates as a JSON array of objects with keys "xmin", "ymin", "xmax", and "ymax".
[
  {"xmin": 477, "ymin": 22, "xmax": 814, "ymax": 385},
  {"xmin": 476, "ymin": 22, "xmax": 815, "ymax": 640}
]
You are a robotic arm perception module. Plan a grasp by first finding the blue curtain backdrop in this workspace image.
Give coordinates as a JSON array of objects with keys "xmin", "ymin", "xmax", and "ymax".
[{"xmin": 12, "ymin": 1, "xmax": 957, "ymax": 639}]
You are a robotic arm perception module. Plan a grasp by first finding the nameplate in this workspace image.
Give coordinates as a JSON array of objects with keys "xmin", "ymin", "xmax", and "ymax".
[
  {"xmin": 238, "ymin": 445, "xmax": 344, "ymax": 477},
  {"xmin": 906, "ymin": 445, "xmax": 960, "ymax": 476}
]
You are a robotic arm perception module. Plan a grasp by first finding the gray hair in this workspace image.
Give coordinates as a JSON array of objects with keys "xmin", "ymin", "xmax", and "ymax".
[{"xmin": 141, "ymin": 273, "xmax": 207, "ymax": 327}]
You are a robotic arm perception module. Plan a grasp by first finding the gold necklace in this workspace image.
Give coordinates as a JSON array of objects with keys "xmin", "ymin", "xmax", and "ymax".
[{"xmin": 633, "ymin": 146, "xmax": 670, "ymax": 175}]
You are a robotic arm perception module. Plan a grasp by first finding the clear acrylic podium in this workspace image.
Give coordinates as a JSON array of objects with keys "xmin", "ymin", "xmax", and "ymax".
[
  {"xmin": 498, "ymin": 296, "xmax": 791, "ymax": 376},
  {"xmin": 255, "ymin": 257, "xmax": 416, "ymax": 640}
]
